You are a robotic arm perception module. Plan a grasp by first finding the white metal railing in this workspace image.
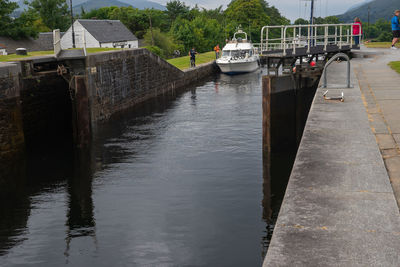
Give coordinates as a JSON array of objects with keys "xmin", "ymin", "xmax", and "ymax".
[
  {"xmin": 53, "ymin": 29, "xmax": 61, "ymax": 56},
  {"xmin": 260, "ymin": 23, "xmax": 362, "ymax": 56}
]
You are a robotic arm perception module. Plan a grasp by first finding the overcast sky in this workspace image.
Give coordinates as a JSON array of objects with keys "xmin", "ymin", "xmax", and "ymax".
[{"xmin": 151, "ymin": 0, "xmax": 367, "ymax": 22}]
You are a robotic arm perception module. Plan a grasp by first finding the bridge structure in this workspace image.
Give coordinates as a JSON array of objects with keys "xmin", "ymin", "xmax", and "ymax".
[
  {"xmin": 53, "ymin": 29, "xmax": 87, "ymax": 60},
  {"xmin": 257, "ymin": 23, "xmax": 362, "ymax": 74}
]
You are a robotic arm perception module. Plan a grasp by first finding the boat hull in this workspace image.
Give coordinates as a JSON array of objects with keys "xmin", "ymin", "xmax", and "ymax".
[{"xmin": 216, "ymin": 60, "xmax": 259, "ymax": 74}]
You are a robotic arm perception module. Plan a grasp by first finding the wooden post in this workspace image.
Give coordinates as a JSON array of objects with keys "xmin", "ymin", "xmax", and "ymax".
[
  {"xmin": 262, "ymin": 76, "xmax": 272, "ymax": 223},
  {"xmin": 73, "ymin": 76, "xmax": 91, "ymax": 147}
]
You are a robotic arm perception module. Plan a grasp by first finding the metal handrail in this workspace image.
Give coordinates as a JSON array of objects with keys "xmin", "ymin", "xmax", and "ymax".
[
  {"xmin": 321, "ymin": 52, "xmax": 352, "ymax": 88},
  {"xmin": 261, "ymin": 23, "xmax": 362, "ymax": 56}
]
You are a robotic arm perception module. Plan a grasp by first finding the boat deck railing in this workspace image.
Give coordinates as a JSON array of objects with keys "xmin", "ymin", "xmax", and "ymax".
[{"xmin": 259, "ymin": 23, "xmax": 362, "ymax": 56}]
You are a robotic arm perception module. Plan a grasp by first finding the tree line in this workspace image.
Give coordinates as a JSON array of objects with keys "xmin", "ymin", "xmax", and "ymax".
[
  {"xmin": 80, "ymin": 0, "xmax": 290, "ymax": 58},
  {"xmin": 0, "ymin": 0, "xmax": 289, "ymax": 58},
  {"xmin": 1, "ymin": 0, "xmax": 393, "ymax": 58}
]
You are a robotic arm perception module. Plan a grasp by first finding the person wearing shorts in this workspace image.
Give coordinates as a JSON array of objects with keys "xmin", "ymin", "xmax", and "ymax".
[{"xmin": 391, "ymin": 10, "xmax": 400, "ymax": 49}]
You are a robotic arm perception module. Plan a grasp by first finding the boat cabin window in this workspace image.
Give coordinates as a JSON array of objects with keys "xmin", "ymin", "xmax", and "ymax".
[
  {"xmin": 222, "ymin": 50, "xmax": 231, "ymax": 57},
  {"xmin": 230, "ymin": 50, "xmax": 252, "ymax": 58}
]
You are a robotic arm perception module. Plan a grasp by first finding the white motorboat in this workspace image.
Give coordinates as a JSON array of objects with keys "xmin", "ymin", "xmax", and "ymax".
[{"xmin": 216, "ymin": 30, "xmax": 260, "ymax": 74}]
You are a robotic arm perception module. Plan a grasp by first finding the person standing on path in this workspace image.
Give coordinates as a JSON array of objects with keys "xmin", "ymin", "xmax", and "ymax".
[
  {"xmin": 391, "ymin": 10, "xmax": 400, "ymax": 49},
  {"xmin": 214, "ymin": 44, "xmax": 220, "ymax": 59},
  {"xmin": 189, "ymin": 48, "xmax": 197, "ymax": 68},
  {"xmin": 353, "ymin": 17, "xmax": 362, "ymax": 46}
]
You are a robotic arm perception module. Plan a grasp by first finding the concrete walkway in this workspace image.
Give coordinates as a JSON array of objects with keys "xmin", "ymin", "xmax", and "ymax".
[
  {"xmin": 263, "ymin": 57, "xmax": 400, "ymax": 266},
  {"xmin": 354, "ymin": 49, "xmax": 400, "ymax": 208}
]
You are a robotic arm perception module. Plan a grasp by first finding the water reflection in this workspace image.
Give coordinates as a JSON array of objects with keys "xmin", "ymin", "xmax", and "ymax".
[
  {"xmin": 0, "ymin": 155, "xmax": 29, "ymax": 256},
  {"xmin": 261, "ymin": 149, "xmax": 296, "ymax": 257},
  {"xmin": 65, "ymin": 148, "xmax": 97, "ymax": 260},
  {"xmin": 0, "ymin": 70, "xmax": 294, "ymax": 266}
]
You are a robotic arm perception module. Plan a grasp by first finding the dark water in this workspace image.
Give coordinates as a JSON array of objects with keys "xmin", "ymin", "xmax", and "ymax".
[{"xmin": 0, "ymin": 70, "xmax": 292, "ymax": 266}]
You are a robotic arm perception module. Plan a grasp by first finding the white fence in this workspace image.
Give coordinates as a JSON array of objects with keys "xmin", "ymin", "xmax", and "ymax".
[{"xmin": 259, "ymin": 23, "xmax": 362, "ymax": 56}]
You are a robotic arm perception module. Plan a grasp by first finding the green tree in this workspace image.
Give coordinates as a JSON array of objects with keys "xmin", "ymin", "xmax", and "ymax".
[
  {"xmin": 82, "ymin": 6, "xmax": 119, "ymax": 20},
  {"xmin": 166, "ymin": 0, "xmax": 189, "ymax": 23},
  {"xmin": 109, "ymin": 7, "xmax": 149, "ymax": 38},
  {"xmin": 0, "ymin": 0, "xmax": 19, "ymax": 37},
  {"xmin": 144, "ymin": 28, "xmax": 182, "ymax": 58},
  {"xmin": 170, "ymin": 16, "xmax": 225, "ymax": 53},
  {"xmin": 224, "ymin": 0, "xmax": 288, "ymax": 42},
  {"xmin": 0, "ymin": 0, "xmax": 39, "ymax": 39},
  {"xmin": 28, "ymin": 0, "xmax": 69, "ymax": 31}
]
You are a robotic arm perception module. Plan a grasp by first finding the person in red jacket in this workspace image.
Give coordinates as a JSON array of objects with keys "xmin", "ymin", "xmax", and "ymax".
[{"xmin": 353, "ymin": 17, "xmax": 363, "ymax": 46}]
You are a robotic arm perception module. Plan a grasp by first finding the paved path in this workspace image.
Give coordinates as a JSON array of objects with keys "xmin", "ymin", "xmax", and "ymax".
[
  {"xmin": 263, "ymin": 58, "xmax": 400, "ymax": 266},
  {"xmin": 354, "ymin": 48, "xmax": 400, "ymax": 208}
]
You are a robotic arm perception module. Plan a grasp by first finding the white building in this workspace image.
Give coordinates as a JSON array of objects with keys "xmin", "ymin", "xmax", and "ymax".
[
  {"xmin": 0, "ymin": 44, "xmax": 7, "ymax": 55},
  {"xmin": 61, "ymin": 19, "xmax": 138, "ymax": 49}
]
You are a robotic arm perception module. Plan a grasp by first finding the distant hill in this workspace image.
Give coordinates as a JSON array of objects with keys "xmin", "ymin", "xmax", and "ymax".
[
  {"xmin": 73, "ymin": 0, "xmax": 166, "ymax": 14},
  {"xmin": 73, "ymin": 0, "xmax": 131, "ymax": 14},
  {"xmin": 11, "ymin": 0, "xmax": 166, "ymax": 16},
  {"xmin": 119, "ymin": 0, "xmax": 166, "ymax": 10},
  {"xmin": 346, "ymin": 0, "xmax": 373, "ymax": 13},
  {"xmin": 337, "ymin": 0, "xmax": 398, "ymax": 23}
]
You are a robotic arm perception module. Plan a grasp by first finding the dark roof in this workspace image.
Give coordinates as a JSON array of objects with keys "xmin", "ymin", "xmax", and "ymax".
[
  {"xmin": 0, "ymin": 32, "xmax": 65, "ymax": 54},
  {"xmin": 0, "ymin": 37, "xmax": 43, "ymax": 53},
  {"xmin": 77, "ymin": 19, "xmax": 138, "ymax": 43}
]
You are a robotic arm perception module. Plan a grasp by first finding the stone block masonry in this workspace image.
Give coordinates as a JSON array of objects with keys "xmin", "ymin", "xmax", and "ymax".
[
  {"xmin": 0, "ymin": 48, "xmax": 217, "ymax": 152},
  {"xmin": 20, "ymin": 72, "xmax": 72, "ymax": 147},
  {"xmin": 86, "ymin": 48, "xmax": 218, "ymax": 124},
  {"xmin": 0, "ymin": 63, "xmax": 24, "ymax": 160}
]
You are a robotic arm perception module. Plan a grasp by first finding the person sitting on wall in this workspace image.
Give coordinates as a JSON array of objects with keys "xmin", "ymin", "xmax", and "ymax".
[
  {"xmin": 391, "ymin": 10, "xmax": 400, "ymax": 50},
  {"xmin": 353, "ymin": 17, "xmax": 362, "ymax": 46},
  {"xmin": 189, "ymin": 48, "xmax": 197, "ymax": 68}
]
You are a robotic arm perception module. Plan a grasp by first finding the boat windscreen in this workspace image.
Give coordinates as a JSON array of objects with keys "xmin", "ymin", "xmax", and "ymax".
[
  {"xmin": 231, "ymin": 50, "xmax": 252, "ymax": 59},
  {"xmin": 222, "ymin": 50, "xmax": 231, "ymax": 57}
]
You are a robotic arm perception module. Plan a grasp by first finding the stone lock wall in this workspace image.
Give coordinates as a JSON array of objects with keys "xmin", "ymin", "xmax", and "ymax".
[
  {"xmin": 86, "ymin": 49, "xmax": 217, "ymax": 123},
  {"xmin": 0, "ymin": 48, "xmax": 218, "ymax": 154},
  {"xmin": 0, "ymin": 63, "xmax": 24, "ymax": 160},
  {"xmin": 20, "ymin": 73, "xmax": 72, "ymax": 147}
]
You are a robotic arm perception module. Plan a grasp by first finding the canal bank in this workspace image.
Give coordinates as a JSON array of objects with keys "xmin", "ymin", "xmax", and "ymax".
[{"xmin": 263, "ymin": 55, "xmax": 400, "ymax": 266}]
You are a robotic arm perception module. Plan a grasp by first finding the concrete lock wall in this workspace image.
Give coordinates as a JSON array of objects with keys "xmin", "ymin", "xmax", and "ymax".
[
  {"xmin": 85, "ymin": 48, "xmax": 217, "ymax": 124},
  {"xmin": 0, "ymin": 63, "xmax": 24, "ymax": 161},
  {"xmin": 262, "ymin": 72, "xmax": 322, "ymax": 155}
]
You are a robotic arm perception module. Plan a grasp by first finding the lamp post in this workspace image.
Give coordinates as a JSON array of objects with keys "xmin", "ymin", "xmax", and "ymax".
[
  {"xmin": 70, "ymin": 0, "xmax": 76, "ymax": 48},
  {"xmin": 309, "ymin": 0, "xmax": 315, "ymax": 46}
]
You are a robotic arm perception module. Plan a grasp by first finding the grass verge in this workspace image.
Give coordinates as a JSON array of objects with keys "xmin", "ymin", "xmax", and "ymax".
[
  {"xmin": 389, "ymin": 61, "xmax": 400, "ymax": 74},
  {"xmin": 0, "ymin": 48, "xmax": 122, "ymax": 62},
  {"xmin": 167, "ymin": 51, "xmax": 216, "ymax": 70},
  {"xmin": 364, "ymin": 42, "xmax": 400, "ymax": 48}
]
